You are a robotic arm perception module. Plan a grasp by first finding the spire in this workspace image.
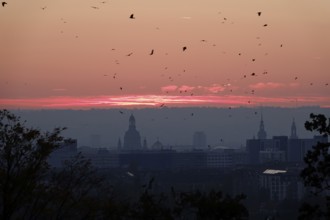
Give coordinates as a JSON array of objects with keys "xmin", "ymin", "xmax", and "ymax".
[
  {"xmin": 257, "ymin": 113, "xmax": 267, "ymax": 139},
  {"xmin": 290, "ymin": 118, "xmax": 298, "ymax": 139},
  {"xmin": 143, "ymin": 137, "xmax": 148, "ymax": 149},
  {"xmin": 129, "ymin": 114, "xmax": 136, "ymax": 129}
]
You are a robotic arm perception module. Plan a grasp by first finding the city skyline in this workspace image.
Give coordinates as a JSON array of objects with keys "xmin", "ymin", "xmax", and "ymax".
[{"xmin": 1, "ymin": 0, "xmax": 330, "ymax": 109}]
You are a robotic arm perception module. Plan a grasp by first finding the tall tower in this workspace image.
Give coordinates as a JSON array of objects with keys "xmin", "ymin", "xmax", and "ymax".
[
  {"xmin": 129, "ymin": 114, "xmax": 136, "ymax": 129},
  {"xmin": 257, "ymin": 114, "xmax": 267, "ymax": 139},
  {"xmin": 123, "ymin": 114, "xmax": 142, "ymax": 150},
  {"xmin": 143, "ymin": 137, "xmax": 148, "ymax": 149},
  {"xmin": 290, "ymin": 118, "xmax": 298, "ymax": 139}
]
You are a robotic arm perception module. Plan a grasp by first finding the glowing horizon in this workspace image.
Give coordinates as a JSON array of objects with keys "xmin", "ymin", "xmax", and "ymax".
[
  {"xmin": 1, "ymin": 0, "xmax": 329, "ymax": 109},
  {"xmin": 1, "ymin": 94, "xmax": 329, "ymax": 110}
]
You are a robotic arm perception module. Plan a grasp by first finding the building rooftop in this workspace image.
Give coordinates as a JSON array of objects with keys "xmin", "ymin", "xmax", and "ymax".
[{"xmin": 263, "ymin": 169, "xmax": 287, "ymax": 175}]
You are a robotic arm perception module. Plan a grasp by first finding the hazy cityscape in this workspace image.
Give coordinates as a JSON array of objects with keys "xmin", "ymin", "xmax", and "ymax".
[
  {"xmin": 1, "ymin": 0, "xmax": 330, "ymax": 219},
  {"xmin": 6, "ymin": 107, "xmax": 328, "ymax": 219}
]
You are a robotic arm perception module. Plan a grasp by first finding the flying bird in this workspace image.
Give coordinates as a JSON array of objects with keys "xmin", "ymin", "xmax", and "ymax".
[
  {"xmin": 252, "ymin": 58, "xmax": 256, "ymax": 62},
  {"xmin": 129, "ymin": 14, "xmax": 135, "ymax": 19},
  {"xmin": 2, "ymin": 2, "xmax": 7, "ymax": 7},
  {"xmin": 257, "ymin": 12, "xmax": 262, "ymax": 16},
  {"xmin": 119, "ymin": 111, "xmax": 124, "ymax": 114},
  {"xmin": 41, "ymin": 6, "xmax": 47, "ymax": 10},
  {"xmin": 182, "ymin": 46, "xmax": 187, "ymax": 51},
  {"xmin": 251, "ymin": 73, "xmax": 256, "ymax": 76},
  {"xmin": 91, "ymin": 6, "xmax": 99, "ymax": 9},
  {"xmin": 150, "ymin": 49, "xmax": 154, "ymax": 55},
  {"xmin": 120, "ymin": 87, "xmax": 123, "ymax": 90},
  {"xmin": 126, "ymin": 52, "xmax": 133, "ymax": 56},
  {"xmin": 263, "ymin": 24, "xmax": 268, "ymax": 27}
]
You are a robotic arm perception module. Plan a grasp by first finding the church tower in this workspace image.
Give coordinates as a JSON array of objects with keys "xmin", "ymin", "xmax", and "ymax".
[
  {"xmin": 123, "ymin": 114, "xmax": 142, "ymax": 150},
  {"xmin": 257, "ymin": 114, "xmax": 267, "ymax": 139},
  {"xmin": 290, "ymin": 118, "xmax": 298, "ymax": 139}
]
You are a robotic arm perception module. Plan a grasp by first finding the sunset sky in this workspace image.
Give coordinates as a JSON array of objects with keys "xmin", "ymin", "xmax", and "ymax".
[{"xmin": 1, "ymin": 0, "xmax": 330, "ymax": 109}]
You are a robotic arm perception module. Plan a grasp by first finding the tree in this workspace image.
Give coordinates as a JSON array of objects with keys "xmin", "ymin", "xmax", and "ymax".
[
  {"xmin": 0, "ymin": 110, "xmax": 103, "ymax": 219},
  {"xmin": 174, "ymin": 189, "xmax": 248, "ymax": 220},
  {"xmin": 0, "ymin": 109, "xmax": 65, "ymax": 219},
  {"xmin": 299, "ymin": 113, "xmax": 330, "ymax": 219}
]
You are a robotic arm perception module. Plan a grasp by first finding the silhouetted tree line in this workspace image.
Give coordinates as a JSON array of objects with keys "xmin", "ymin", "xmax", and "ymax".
[
  {"xmin": 0, "ymin": 110, "xmax": 248, "ymax": 219},
  {"xmin": 299, "ymin": 113, "xmax": 330, "ymax": 220}
]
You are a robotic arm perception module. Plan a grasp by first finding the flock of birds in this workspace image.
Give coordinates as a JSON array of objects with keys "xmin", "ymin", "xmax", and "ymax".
[
  {"xmin": 2, "ymin": 2, "xmax": 328, "ymax": 114},
  {"xmin": 2, "ymin": 2, "xmax": 328, "ymax": 145}
]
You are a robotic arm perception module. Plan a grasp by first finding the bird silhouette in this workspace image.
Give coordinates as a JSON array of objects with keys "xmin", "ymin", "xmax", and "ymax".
[
  {"xmin": 120, "ymin": 87, "xmax": 123, "ymax": 90},
  {"xmin": 91, "ymin": 6, "xmax": 99, "ymax": 9},
  {"xmin": 257, "ymin": 12, "xmax": 262, "ymax": 16},
  {"xmin": 150, "ymin": 49, "xmax": 154, "ymax": 55},
  {"xmin": 263, "ymin": 24, "xmax": 268, "ymax": 27},
  {"xmin": 41, "ymin": 6, "xmax": 47, "ymax": 10},
  {"xmin": 126, "ymin": 52, "xmax": 133, "ymax": 56},
  {"xmin": 130, "ymin": 14, "xmax": 135, "ymax": 19},
  {"xmin": 119, "ymin": 111, "xmax": 124, "ymax": 114},
  {"xmin": 2, "ymin": 2, "xmax": 7, "ymax": 7},
  {"xmin": 252, "ymin": 58, "xmax": 256, "ymax": 62},
  {"xmin": 251, "ymin": 73, "xmax": 256, "ymax": 76},
  {"xmin": 182, "ymin": 46, "xmax": 187, "ymax": 51}
]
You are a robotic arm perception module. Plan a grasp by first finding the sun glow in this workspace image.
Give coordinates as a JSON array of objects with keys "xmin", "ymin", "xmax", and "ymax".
[{"xmin": 1, "ymin": 95, "xmax": 330, "ymax": 109}]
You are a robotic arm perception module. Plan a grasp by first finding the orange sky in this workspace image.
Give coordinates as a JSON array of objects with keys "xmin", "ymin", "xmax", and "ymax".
[{"xmin": 1, "ymin": 0, "xmax": 330, "ymax": 109}]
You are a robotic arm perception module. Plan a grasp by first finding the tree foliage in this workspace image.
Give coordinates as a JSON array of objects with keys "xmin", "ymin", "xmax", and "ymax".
[
  {"xmin": 0, "ymin": 110, "xmax": 102, "ymax": 219},
  {"xmin": 299, "ymin": 113, "xmax": 330, "ymax": 219}
]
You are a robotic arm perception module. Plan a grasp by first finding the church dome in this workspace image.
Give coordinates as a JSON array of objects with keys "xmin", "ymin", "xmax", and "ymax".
[{"xmin": 151, "ymin": 139, "xmax": 164, "ymax": 150}]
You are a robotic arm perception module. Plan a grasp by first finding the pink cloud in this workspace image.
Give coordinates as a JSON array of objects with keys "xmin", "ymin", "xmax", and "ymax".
[
  {"xmin": 178, "ymin": 85, "xmax": 195, "ymax": 92},
  {"xmin": 249, "ymin": 82, "xmax": 284, "ymax": 90},
  {"xmin": 161, "ymin": 85, "xmax": 178, "ymax": 92},
  {"xmin": 204, "ymin": 84, "xmax": 226, "ymax": 93}
]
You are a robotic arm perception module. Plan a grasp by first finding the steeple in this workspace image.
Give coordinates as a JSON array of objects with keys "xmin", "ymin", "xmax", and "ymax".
[
  {"xmin": 290, "ymin": 118, "xmax": 298, "ymax": 139},
  {"xmin": 124, "ymin": 114, "xmax": 142, "ymax": 150},
  {"xmin": 257, "ymin": 113, "xmax": 267, "ymax": 139},
  {"xmin": 129, "ymin": 114, "xmax": 136, "ymax": 129},
  {"xmin": 143, "ymin": 137, "xmax": 148, "ymax": 149}
]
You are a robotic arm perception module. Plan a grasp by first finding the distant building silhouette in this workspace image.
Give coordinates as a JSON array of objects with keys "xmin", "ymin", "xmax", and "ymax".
[
  {"xmin": 143, "ymin": 137, "xmax": 148, "ymax": 149},
  {"xmin": 48, "ymin": 139, "xmax": 78, "ymax": 167},
  {"xmin": 151, "ymin": 138, "xmax": 164, "ymax": 150},
  {"xmin": 247, "ymin": 118, "xmax": 328, "ymax": 164},
  {"xmin": 290, "ymin": 118, "xmax": 298, "ymax": 139},
  {"xmin": 123, "ymin": 114, "xmax": 142, "ymax": 150},
  {"xmin": 193, "ymin": 131, "xmax": 207, "ymax": 148},
  {"xmin": 90, "ymin": 134, "xmax": 101, "ymax": 148},
  {"xmin": 257, "ymin": 114, "xmax": 267, "ymax": 139}
]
